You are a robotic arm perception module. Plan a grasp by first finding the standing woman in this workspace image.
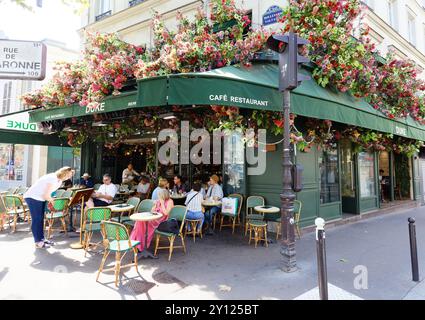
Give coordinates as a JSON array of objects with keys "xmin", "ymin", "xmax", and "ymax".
[
  {"xmin": 24, "ymin": 167, "xmax": 74, "ymax": 249},
  {"xmin": 130, "ymin": 189, "xmax": 174, "ymax": 252}
]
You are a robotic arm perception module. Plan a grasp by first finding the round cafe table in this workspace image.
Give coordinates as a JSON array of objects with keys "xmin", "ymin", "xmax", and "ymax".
[
  {"xmin": 170, "ymin": 193, "xmax": 187, "ymax": 205},
  {"xmin": 108, "ymin": 204, "xmax": 135, "ymax": 223},
  {"xmin": 130, "ymin": 212, "xmax": 163, "ymax": 259}
]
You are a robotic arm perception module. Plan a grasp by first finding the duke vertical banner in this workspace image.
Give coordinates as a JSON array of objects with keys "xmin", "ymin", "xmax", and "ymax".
[{"xmin": 0, "ymin": 39, "xmax": 47, "ymax": 80}]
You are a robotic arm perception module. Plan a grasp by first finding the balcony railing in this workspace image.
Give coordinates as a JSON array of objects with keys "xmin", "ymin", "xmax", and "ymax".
[
  {"xmin": 129, "ymin": 0, "xmax": 147, "ymax": 8},
  {"xmin": 95, "ymin": 10, "xmax": 112, "ymax": 22}
]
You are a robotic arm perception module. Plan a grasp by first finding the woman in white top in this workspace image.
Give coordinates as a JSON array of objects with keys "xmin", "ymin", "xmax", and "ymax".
[{"xmin": 24, "ymin": 167, "xmax": 74, "ymax": 249}]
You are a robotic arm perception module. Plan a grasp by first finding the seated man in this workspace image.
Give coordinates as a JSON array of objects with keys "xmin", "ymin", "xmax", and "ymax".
[
  {"xmin": 136, "ymin": 175, "xmax": 151, "ymax": 199},
  {"xmin": 86, "ymin": 174, "xmax": 117, "ymax": 208},
  {"xmin": 151, "ymin": 178, "xmax": 169, "ymax": 201},
  {"xmin": 172, "ymin": 175, "xmax": 190, "ymax": 194},
  {"xmin": 122, "ymin": 163, "xmax": 140, "ymax": 186},
  {"xmin": 79, "ymin": 173, "xmax": 94, "ymax": 189}
]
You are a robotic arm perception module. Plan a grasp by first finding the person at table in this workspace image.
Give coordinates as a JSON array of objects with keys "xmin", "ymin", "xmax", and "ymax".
[
  {"xmin": 172, "ymin": 175, "xmax": 189, "ymax": 194},
  {"xmin": 152, "ymin": 178, "xmax": 169, "ymax": 200},
  {"xmin": 136, "ymin": 175, "xmax": 151, "ymax": 200},
  {"xmin": 185, "ymin": 183, "xmax": 205, "ymax": 233},
  {"xmin": 204, "ymin": 175, "xmax": 224, "ymax": 235},
  {"xmin": 79, "ymin": 173, "xmax": 94, "ymax": 189},
  {"xmin": 122, "ymin": 163, "xmax": 140, "ymax": 186},
  {"xmin": 130, "ymin": 189, "xmax": 174, "ymax": 252},
  {"xmin": 24, "ymin": 166, "xmax": 74, "ymax": 249},
  {"xmin": 86, "ymin": 174, "xmax": 117, "ymax": 208}
]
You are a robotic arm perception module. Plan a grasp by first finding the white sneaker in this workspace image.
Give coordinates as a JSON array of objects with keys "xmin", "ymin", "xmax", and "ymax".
[{"xmin": 35, "ymin": 241, "xmax": 50, "ymax": 249}]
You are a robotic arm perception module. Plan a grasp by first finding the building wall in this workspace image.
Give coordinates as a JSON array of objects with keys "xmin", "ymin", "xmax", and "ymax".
[{"xmin": 0, "ymin": 37, "xmax": 79, "ymax": 188}]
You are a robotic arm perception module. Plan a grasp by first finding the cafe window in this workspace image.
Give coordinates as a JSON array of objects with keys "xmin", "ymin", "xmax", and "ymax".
[
  {"xmin": 0, "ymin": 144, "xmax": 26, "ymax": 182},
  {"xmin": 319, "ymin": 148, "xmax": 340, "ymax": 204},
  {"xmin": 359, "ymin": 151, "xmax": 376, "ymax": 198},
  {"xmin": 223, "ymin": 131, "xmax": 245, "ymax": 195}
]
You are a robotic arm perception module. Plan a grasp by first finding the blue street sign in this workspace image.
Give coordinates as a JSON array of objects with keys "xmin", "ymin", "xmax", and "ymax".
[{"xmin": 262, "ymin": 5, "xmax": 284, "ymax": 26}]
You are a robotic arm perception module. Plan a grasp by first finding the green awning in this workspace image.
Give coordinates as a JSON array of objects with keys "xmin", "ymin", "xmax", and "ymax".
[
  {"xmin": 137, "ymin": 63, "xmax": 425, "ymax": 141},
  {"xmin": 29, "ymin": 90, "xmax": 138, "ymax": 122},
  {"xmin": 0, "ymin": 130, "xmax": 63, "ymax": 146}
]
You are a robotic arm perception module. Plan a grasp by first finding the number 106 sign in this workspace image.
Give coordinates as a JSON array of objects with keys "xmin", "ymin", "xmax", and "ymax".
[{"xmin": 0, "ymin": 39, "xmax": 47, "ymax": 80}]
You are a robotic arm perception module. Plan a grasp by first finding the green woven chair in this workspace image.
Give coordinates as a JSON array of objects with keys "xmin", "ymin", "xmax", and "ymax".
[
  {"xmin": 219, "ymin": 194, "xmax": 243, "ymax": 234},
  {"xmin": 244, "ymin": 196, "xmax": 265, "ymax": 236},
  {"xmin": 3, "ymin": 195, "xmax": 30, "ymax": 232},
  {"xmin": 124, "ymin": 199, "xmax": 154, "ymax": 229},
  {"xmin": 98, "ymin": 221, "xmax": 140, "ymax": 287},
  {"xmin": 94, "ymin": 184, "xmax": 101, "ymax": 191},
  {"xmin": 55, "ymin": 189, "xmax": 66, "ymax": 198},
  {"xmin": 276, "ymin": 200, "xmax": 302, "ymax": 240},
  {"xmin": 154, "ymin": 205, "xmax": 187, "ymax": 261},
  {"xmin": 111, "ymin": 197, "xmax": 140, "ymax": 223},
  {"xmin": 45, "ymin": 197, "xmax": 70, "ymax": 239},
  {"xmin": 83, "ymin": 207, "xmax": 112, "ymax": 257},
  {"xmin": 7, "ymin": 187, "xmax": 17, "ymax": 194}
]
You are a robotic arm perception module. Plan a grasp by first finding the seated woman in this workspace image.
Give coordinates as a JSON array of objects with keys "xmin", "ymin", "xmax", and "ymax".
[
  {"xmin": 130, "ymin": 189, "xmax": 174, "ymax": 252},
  {"xmin": 185, "ymin": 183, "xmax": 205, "ymax": 232},
  {"xmin": 204, "ymin": 175, "xmax": 223, "ymax": 235},
  {"xmin": 151, "ymin": 178, "xmax": 169, "ymax": 200},
  {"xmin": 136, "ymin": 175, "xmax": 151, "ymax": 199}
]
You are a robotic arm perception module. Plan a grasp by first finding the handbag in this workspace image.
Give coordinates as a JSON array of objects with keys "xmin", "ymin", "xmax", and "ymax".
[
  {"xmin": 221, "ymin": 197, "xmax": 239, "ymax": 216},
  {"xmin": 157, "ymin": 218, "xmax": 180, "ymax": 234}
]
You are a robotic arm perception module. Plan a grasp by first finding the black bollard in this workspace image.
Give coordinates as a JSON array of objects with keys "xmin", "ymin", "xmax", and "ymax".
[
  {"xmin": 315, "ymin": 218, "xmax": 328, "ymax": 300},
  {"xmin": 408, "ymin": 217, "xmax": 420, "ymax": 282}
]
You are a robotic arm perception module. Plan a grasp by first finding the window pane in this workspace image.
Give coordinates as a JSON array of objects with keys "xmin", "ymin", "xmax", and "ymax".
[
  {"xmin": 341, "ymin": 140, "xmax": 355, "ymax": 197},
  {"xmin": 359, "ymin": 152, "xmax": 376, "ymax": 198},
  {"xmin": 319, "ymin": 147, "xmax": 340, "ymax": 204}
]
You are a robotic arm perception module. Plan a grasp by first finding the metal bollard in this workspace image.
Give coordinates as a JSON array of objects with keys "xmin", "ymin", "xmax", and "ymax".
[
  {"xmin": 315, "ymin": 218, "xmax": 328, "ymax": 300},
  {"xmin": 408, "ymin": 217, "xmax": 420, "ymax": 282}
]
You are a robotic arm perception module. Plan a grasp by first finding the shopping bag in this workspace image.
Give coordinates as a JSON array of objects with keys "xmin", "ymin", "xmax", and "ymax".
[{"xmin": 221, "ymin": 197, "xmax": 239, "ymax": 216}]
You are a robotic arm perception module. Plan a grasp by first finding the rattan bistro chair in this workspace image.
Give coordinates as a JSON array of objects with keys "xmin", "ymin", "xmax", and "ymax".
[
  {"xmin": 276, "ymin": 200, "xmax": 302, "ymax": 240},
  {"xmin": 98, "ymin": 221, "xmax": 140, "ymax": 287},
  {"xmin": 45, "ymin": 197, "xmax": 70, "ymax": 239},
  {"xmin": 3, "ymin": 195, "xmax": 30, "ymax": 232},
  {"xmin": 219, "ymin": 194, "xmax": 243, "ymax": 234},
  {"xmin": 123, "ymin": 199, "xmax": 154, "ymax": 230},
  {"xmin": 111, "ymin": 197, "xmax": 140, "ymax": 224},
  {"xmin": 82, "ymin": 207, "xmax": 112, "ymax": 257},
  {"xmin": 55, "ymin": 189, "xmax": 66, "ymax": 198},
  {"xmin": 244, "ymin": 196, "xmax": 265, "ymax": 236},
  {"xmin": 154, "ymin": 205, "xmax": 187, "ymax": 261}
]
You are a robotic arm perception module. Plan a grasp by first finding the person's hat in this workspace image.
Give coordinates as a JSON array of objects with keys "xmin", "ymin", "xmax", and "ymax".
[{"xmin": 82, "ymin": 173, "xmax": 91, "ymax": 178}]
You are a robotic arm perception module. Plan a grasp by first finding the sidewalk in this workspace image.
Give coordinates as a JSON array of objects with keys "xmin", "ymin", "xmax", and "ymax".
[{"xmin": 1, "ymin": 205, "xmax": 425, "ymax": 300}]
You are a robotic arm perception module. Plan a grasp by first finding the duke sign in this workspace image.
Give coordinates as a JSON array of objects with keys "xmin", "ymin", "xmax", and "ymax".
[
  {"xmin": 0, "ymin": 39, "xmax": 47, "ymax": 80},
  {"xmin": 0, "ymin": 111, "xmax": 40, "ymax": 133}
]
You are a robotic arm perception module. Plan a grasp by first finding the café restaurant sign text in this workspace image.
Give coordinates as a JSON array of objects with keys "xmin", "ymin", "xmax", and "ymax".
[{"xmin": 0, "ymin": 39, "xmax": 47, "ymax": 80}]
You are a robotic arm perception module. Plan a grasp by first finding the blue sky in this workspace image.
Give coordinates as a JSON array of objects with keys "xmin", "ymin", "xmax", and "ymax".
[{"xmin": 0, "ymin": 0, "xmax": 82, "ymax": 50}]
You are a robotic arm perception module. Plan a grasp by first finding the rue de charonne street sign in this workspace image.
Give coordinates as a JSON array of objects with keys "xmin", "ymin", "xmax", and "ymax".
[{"xmin": 0, "ymin": 39, "xmax": 47, "ymax": 80}]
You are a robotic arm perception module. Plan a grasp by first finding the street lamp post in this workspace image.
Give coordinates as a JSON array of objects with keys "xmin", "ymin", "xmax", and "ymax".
[{"xmin": 267, "ymin": 32, "xmax": 310, "ymax": 272}]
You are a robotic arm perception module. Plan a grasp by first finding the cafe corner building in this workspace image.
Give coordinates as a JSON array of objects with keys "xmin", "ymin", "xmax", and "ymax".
[
  {"xmin": 22, "ymin": 0, "xmax": 425, "ymax": 232},
  {"xmin": 27, "ymin": 60, "xmax": 425, "ymax": 229}
]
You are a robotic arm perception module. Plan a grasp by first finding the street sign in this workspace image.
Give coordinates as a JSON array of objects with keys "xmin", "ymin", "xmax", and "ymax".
[
  {"xmin": 0, "ymin": 39, "xmax": 47, "ymax": 80},
  {"xmin": 262, "ymin": 5, "xmax": 284, "ymax": 26}
]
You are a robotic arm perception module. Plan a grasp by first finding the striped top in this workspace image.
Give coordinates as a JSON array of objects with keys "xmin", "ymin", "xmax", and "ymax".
[{"xmin": 185, "ymin": 191, "xmax": 204, "ymax": 212}]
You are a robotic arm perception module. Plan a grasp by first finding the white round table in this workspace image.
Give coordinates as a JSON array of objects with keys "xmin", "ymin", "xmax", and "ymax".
[
  {"xmin": 108, "ymin": 204, "xmax": 135, "ymax": 223},
  {"xmin": 254, "ymin": 205, "xmax": 280, "ymax": 215},
  {"xmin": 130, "ymin": 212, "xmax": 163, "ymax": 259}
]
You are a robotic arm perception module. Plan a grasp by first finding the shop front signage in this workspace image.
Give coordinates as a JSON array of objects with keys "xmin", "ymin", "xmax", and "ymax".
[
  {"xmin": 208, "ymin": 94, "xmax": 269, "ymax": 107},
  {"xmin": 262, "ymin": 5, "xmax": 284, "ymax": 26},
  {"xmin": 0, "ymin": 111, "xmax": 40, "ymax": 132},
  {"xmin": 0, "ymin": 39, "xmax": 47, "ymax": 80},
  {"xmin": 395, "ymin": 126, "xmax": 407, "ymax": 136},
  {"xmin": 85, "ymin": 102, "xmax": 106, "ymax": 114}
]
